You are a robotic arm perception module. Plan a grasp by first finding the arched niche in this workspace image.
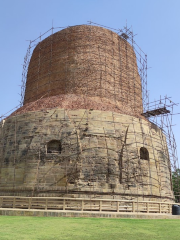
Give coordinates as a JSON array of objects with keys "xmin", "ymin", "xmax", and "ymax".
[
  {"xmin": 140, "ymin": 147, "xmax": 149, "ymax": 160},
  {"xmin": 47, "ymin": 140, "xmax": 61, "ymax": 154}
]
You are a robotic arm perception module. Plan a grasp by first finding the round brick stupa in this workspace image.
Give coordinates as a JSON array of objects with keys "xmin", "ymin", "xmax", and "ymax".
[{"xmin": 0, "ymin": 25, "xmax": 174, "ymax": 203}]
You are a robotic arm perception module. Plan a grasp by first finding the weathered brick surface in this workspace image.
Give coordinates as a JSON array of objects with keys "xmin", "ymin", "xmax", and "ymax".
[
  {"xmin": 24, "ymin": 25, "xmax": 143, "ymax": 116},
  {"xmin": 0, "ymin": 109, "xmax": 173, "ymax": 202},
  {"xmin": 11, "ymin": 94, "xmax": 146, "ymax": 120}
]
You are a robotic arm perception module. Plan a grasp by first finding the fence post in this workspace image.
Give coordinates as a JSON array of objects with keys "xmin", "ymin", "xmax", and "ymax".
[
  {"xmin": 13, "ymin": 197, "xmax": 15, "ymax": 208},
  {"xmin": 147, "ymin": 202, "xmax": 149, "ymax": 213},
  {"xmin": 63, "ymin": 199, "xmax": 65, "ymax": 210},
  {"xmin": 28, "ymin": 198, "xmax": 31, "ymax": 209},
  {"xmin": 45, "ymin": 199, "xmax": 48, "ymax": 210},
  {"xmin": 132, "ymin": 202, "xmax": 135, "ymax": 212},
  {"xmin": 81, "ymin": 200, "xmax": 84, "ymax": 211},
  {"xmin": 0, "ymin": 197, "xmax": 2, "ymax": 208},
  {"xmin": 116, "ymin": 201, "xmax": 119, "ymax": 212},
  {"xmin": 169, "ymin": 204, "xmax": 171, "ymax": 214},
  {"xmin": 159, "ymin": 203, "xmax": 161, "ymax": 213},
  {"xmin": 99, "ymin": 200, "xmax": 102, "ymax": 211}
]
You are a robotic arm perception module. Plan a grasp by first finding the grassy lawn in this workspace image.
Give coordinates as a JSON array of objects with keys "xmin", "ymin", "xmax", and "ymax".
[{"xmin": 0, "ymin": 216, "xmax": 179, "ymax": 240}]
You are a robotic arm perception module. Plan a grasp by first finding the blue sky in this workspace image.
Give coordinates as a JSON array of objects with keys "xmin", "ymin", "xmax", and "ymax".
[{"xmin": 0, "ymin": 0, "xmax": 180, "ymax": 160}]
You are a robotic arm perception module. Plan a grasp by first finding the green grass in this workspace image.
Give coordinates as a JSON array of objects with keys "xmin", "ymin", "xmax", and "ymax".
[{"xmin": 0, "ymin": 216, "xmax": 179, "ymax": 240}]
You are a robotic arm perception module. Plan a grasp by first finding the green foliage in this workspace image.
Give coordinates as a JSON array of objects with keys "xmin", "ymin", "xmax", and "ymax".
[
  {"xmin": 172, "ymin": 169, "xmax": 180, "ymax": 203},
  {"xmin": 0, "ymin": 216, "xmax": 180, "ymax": 240}
]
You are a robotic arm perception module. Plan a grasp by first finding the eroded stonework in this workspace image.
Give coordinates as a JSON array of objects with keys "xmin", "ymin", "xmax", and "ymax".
[{"xmin": 0, "ymin": 109, "xmax": 173, "ymax": 202}]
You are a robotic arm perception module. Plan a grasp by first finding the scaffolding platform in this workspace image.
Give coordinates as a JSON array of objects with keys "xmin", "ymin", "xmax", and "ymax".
[{"xmin": 142, "ymin": 107, "xmax": 170, "ymax": 118}]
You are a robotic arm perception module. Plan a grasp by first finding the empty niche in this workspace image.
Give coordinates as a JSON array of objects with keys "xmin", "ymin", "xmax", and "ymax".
[
  {"xmin": 140, "ymin": 147, "xmax": 149, "ymax": 160},
  {"xmin": 47, "ymin": 140, "xmax": 61, "ymax": 154}
]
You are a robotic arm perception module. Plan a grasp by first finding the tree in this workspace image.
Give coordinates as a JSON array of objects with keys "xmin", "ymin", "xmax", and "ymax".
[{"xmin": 172, "ymin": 169, "xmax": 180, "ymax": 203}]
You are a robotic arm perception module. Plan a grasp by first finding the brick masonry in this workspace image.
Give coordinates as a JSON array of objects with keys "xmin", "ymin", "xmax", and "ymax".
[{"xmin": 24, "ymin": 25, "xmax": 143, "ymax": 117}]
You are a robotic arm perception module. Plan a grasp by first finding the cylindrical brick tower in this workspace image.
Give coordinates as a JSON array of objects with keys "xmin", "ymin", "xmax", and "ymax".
[
  {"xmin": 23, "ymin": 25, "xmax": 143, "ymax": 118},
  {"xmin": 0, "ymin": 25, "xmax": 174, "ymax": 204}
]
